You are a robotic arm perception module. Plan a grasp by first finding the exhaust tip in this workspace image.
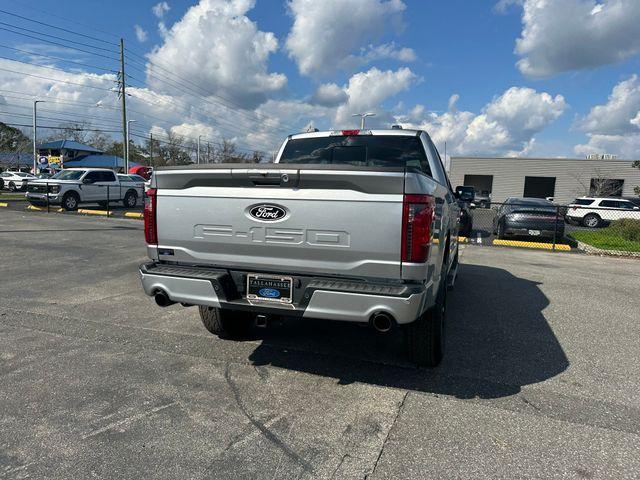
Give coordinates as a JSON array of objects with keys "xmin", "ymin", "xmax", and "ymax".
[
  {"xmin": 371, "ymin": 312, "xmax": 394, "ymax": 333},
  {"xmin": 154, "ymin": 290, "xmax": 176, "ymax": 307}
]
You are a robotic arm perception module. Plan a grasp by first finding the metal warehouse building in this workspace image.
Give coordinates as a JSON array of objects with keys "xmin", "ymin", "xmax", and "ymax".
[{"xmin": 449, "ymin": 156, "xmax": 640, "ymax": 205}]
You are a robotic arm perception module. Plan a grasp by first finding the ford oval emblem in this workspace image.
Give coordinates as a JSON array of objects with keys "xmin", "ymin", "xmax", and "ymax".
[
  {"xmin": 249, "ymin": 204, "xmax": 287, "ymax": 221},
  {"xmin": 259, "ymin": 288, "xmax": 281, "ymax": 298}
]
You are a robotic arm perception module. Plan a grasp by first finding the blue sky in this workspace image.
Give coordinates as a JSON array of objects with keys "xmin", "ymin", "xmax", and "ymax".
[{"xmin": 1, "ymin": 0, "xmax": 639, "ymax": 158}]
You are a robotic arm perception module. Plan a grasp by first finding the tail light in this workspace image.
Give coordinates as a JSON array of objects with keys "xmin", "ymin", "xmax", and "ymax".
[
  {"xmin": 144, "ymin": 188, "xmax": 157, "ymax": 244},
  {"xmin": 401, "ymin": 194, "xmax": 435, "ymax": 263}
]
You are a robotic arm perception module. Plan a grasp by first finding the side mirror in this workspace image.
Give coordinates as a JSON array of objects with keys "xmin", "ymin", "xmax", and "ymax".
[
  {"xmin": 634, "ymin": 206, "xmax": 640, "ymax": 210},
  {"xmin": 469, "ymin": 203, "xmax": 476, "ymax": 209},
  {"xmin": 82, "ymin": 177, "xmax": 94, "ymax": 184}
]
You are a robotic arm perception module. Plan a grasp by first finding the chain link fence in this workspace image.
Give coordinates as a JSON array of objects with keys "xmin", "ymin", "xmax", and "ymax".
[{"xmin": 461, "ymin": 200, "xmax": 640, "ymax": 256}]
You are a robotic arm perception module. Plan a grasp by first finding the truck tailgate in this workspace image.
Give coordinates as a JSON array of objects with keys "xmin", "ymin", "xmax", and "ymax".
[{"xmin": 154, "ymin": 166, "xmax": 406, "ymax": 279}]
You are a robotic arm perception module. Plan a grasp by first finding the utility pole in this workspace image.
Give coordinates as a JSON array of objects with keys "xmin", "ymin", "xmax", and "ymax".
[
  {"xmin": 119, "ymin": 38, "xmax": 127, "ymax": 170},
  {"xmin": 32, "ymin": 100, "xmax": 44, "ymax": 174},
  {"xmin": 206, "ymin": 142, "xmax": 210, "ymax": 164},
  {"xmin": 149, "ymin": 133, "xmax": 153, "ymax": 168},
  {"xmin": 126, "ymin": 119, "xmax": 136, "ymax": 172},
  {"xmin": 197, "ymin": 135, "xmax": 203, "ymax": 164}
]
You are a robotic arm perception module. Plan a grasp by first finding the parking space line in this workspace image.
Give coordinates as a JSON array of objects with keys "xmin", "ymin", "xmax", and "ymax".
[{"xmin": 492, "ymin": 239, "xmax": 571, "ymax": 251}]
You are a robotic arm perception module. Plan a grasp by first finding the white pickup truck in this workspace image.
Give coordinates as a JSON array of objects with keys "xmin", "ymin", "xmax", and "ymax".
[
  {"xmin": 26, "ymin": 168, "xmax": 143, "ymax": 211},
  {"xmin": 139, "ymin": 129, "xmax": 462, "ymax": 366}
]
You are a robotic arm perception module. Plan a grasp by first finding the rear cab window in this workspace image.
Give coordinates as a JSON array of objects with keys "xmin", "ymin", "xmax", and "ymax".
[{"xmin": 278, "ymin": 135, "xmax": 432, "ymax": 176}]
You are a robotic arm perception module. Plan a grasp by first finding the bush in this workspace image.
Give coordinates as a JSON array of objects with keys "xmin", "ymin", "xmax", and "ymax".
[{"xmin": 607, "ymin": 218, "xmax": 640, "ymax": 242}]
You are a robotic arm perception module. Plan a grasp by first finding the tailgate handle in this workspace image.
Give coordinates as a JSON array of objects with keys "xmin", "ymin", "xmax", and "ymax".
[{"xmin": 247, "ymin": 170, "xmax": 297, "ymax": 187}]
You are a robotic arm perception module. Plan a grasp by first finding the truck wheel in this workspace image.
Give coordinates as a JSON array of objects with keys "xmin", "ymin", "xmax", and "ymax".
[
  {"xmin": 8, "ymin": 182, "xmax": 16, "ymax": 192},
  {"xmin": 123, "ymin": 190, "xmax": 137, "ymax": 208},
  {"xmin": 405, "ymin": 282, "xmax": 446, "ymax": 367},
  {"xmin": 62, "ymin": 192, "xmax": 79, "ymax": 211},
  {"xmin": 582, "ymin": 213, "xmax": 601, "ymax": 228},
  {"xmin": 198, "ymin": 306, "xmax": 252, "ymax": 339},
  {"xmin": 497, "ymin": 221, "xmax": 506, "ymax": 239}
]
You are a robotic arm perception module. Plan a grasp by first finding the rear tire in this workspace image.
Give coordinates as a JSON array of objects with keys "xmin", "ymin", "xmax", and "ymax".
[
  {"xmin": 405, "ymin": 281, "xmax": 446, "ymax": 367},
  {"xmin": 497, "ymin": 221, "xmax": 506, "ymax": 239},
  {"xmin": 198, "ymin": 306, "xmax": 252, "ymax": 339},
  {"xmin": 123, "ymin": 190, "xmax": 137, "ymax": 208},
  {"xmin": 582, "ymin": 213, "xmax": 601, "ymax": 228},
  {"xmin": 8, "ymin": 182, "xmax": 16, "ymax": 192}
]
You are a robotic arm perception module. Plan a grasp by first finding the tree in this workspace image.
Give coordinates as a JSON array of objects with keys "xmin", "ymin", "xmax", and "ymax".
[
  {"xmin": 0, "ymin": 122, "xmax": 30, "ymax": 153},
  {"xmin": 219, "ymin": 138, "xmax": 248, "ymax": 163},
  {"xmin": 633, "ymin": 161, "xmax": 640, "ymax": 196},
  {"xmin": 86, "ymin": 131, "xmax": 112, "ymax": 152},
  {"xmin": 160, "ymin": 132, "xmax": 192, "ymax": 166}
]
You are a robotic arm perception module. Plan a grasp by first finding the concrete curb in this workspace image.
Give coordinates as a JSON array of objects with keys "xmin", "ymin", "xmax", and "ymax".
[
  {"xmin": 575, "ymin": 240, "xmax": 640, "ymax": 258},
  {"xmin": 3, "ymin": 201, "xmax": 142, "ymax": 220},
  {"xmin": 77, "ymin": 209, "xmax": 112, "ymax": 216},
  {"xmin": 492, "ymin": 239, "xmax": 571, "ymax": 251}
]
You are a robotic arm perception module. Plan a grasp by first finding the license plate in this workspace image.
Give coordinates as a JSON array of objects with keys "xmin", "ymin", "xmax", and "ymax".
[
  {"xmin": 528, "ymin": 230, "xmax": 541, "ymax": 236},
  {"xmin": 246, "ymin": 274, "xmax": 293, "ymax": 303}
]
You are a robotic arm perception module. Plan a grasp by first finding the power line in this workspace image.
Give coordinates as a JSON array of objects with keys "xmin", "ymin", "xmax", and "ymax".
[
  {"xmin": 0, "ymin": 25, "xmax": 119, "ymax": 61},
  {"xmin": 0, "ymin": 56, "xmax": 117, "ymax": 80},
  {"xmin": 0, "ymin": 66, "xmax": 116, "ymax": 91},
  {"xmin": 3, "ymin": 122, "xmax": 121, "ymax": 133},
  {"xmin": 0, "ymin": 89, "xmax": 120, "ymax": 110},
  {"xmin": 0, "ymin": 21, "xmax": 117, "ymax": 53},
  {"xmin": 0, "ymin": 44, "xmax": 118, "ymax": 73},
  {"xmin": 0, "ymin": 8, "xmax": 118, "ymax": 46}
]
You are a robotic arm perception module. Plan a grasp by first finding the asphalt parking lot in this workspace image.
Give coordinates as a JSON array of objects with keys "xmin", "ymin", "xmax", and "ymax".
[{"xmin": 1, "ymin": 209, "xmax": 640, "ymax": 479}]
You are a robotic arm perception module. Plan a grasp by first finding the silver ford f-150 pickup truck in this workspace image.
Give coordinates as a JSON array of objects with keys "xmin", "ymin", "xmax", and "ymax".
[{"xmin": 139, "ymin": 128, "xmax": 461, "ymax": 366}]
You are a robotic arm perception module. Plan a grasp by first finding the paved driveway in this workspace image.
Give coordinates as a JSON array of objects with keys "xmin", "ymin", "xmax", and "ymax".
[{"xmin": 1, "ymin": 209, "xmax": 639, "ymax": 479}]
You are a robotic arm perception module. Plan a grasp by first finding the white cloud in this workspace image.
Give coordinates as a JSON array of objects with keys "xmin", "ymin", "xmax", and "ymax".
[
  {"xmin": 285, "ymin": 0, "xmax": 411, "ymax": 77},
  {"xmin": 152, "ymin": 1, "xmax": 170, "ymax": 18},
  {"xmin": 147, "ymin": 0, "xmax": 286, "ymax": 109},
  {"xmin": 397, "ymin": 87, "xmax": 566, "ymax": 156},
  {"xmin": 576, "ymin": 75, "xmax": 640, "ymax": 135},
  {"xmin": 335, "ymin": 67, "xmax": 417, "ymax": 126},
  {"xmin": 311, "ymin": 83, "xmax": 348, "ymax": 107},
  {"xmin": 169, "ymin": 122, "xmax": 219, "ymax": 141},
  {"xmin": 574, "ymin": 134, "xmax": 640, "ymax": 159},
  {"xmin": 573, "ymin": 76, "xmax": 640, "ymax": 158},
  {"xmin": 134, "ymin": 25, "xmax": 148, "ymax": 43},
  {"xmin": 513, "ymin": 0, "xmax": 640, "ymax": 77}
]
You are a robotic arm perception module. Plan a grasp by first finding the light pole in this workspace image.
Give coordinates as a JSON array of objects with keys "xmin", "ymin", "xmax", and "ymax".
[
  {"xmin": 126, "ymin": 119, "xmax": 136, "ymax": 172},
  {"xmin": 197, "ymin": 135, "xmax": 203, "ymax": 164},
  {"xmin": 33, "ymin": 100, "xmax": 44, "ymax": 173},
  {"xmin": 352, "ymin": 112, "xmax": 376, "ymax": 129}
]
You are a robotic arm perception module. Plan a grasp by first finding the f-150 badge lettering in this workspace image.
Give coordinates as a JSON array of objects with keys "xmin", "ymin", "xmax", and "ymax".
[
  {"xmin": 194, "ymin": 225, "xmax": 350, "ymax": 247},
  {"xmin": 249, "ymin": 204, "xmax": 287, "ymax": 221}
]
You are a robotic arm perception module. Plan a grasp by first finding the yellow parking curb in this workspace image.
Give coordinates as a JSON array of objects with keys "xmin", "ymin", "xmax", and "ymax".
[
  {"xmin": 492, "ymin": 239, "xmax": 571, "ymax": 251},
  {"xmin": 27, "ymin": 205, "xmax": 45, "ymax": 211},
  {"xmin": 0, "ymin": 202, "xmax": 8, "ymax": 207},
  {"xmin": 78, "ymin": 209, "xmax": 111, "ymax": 216},
  {"xmin": 458, "ymin": 236, "xmax": 468, "ymax": 243},
  {"xmin": 124, "ymin": 212, "xmax": 144, "ymax": 219}
]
